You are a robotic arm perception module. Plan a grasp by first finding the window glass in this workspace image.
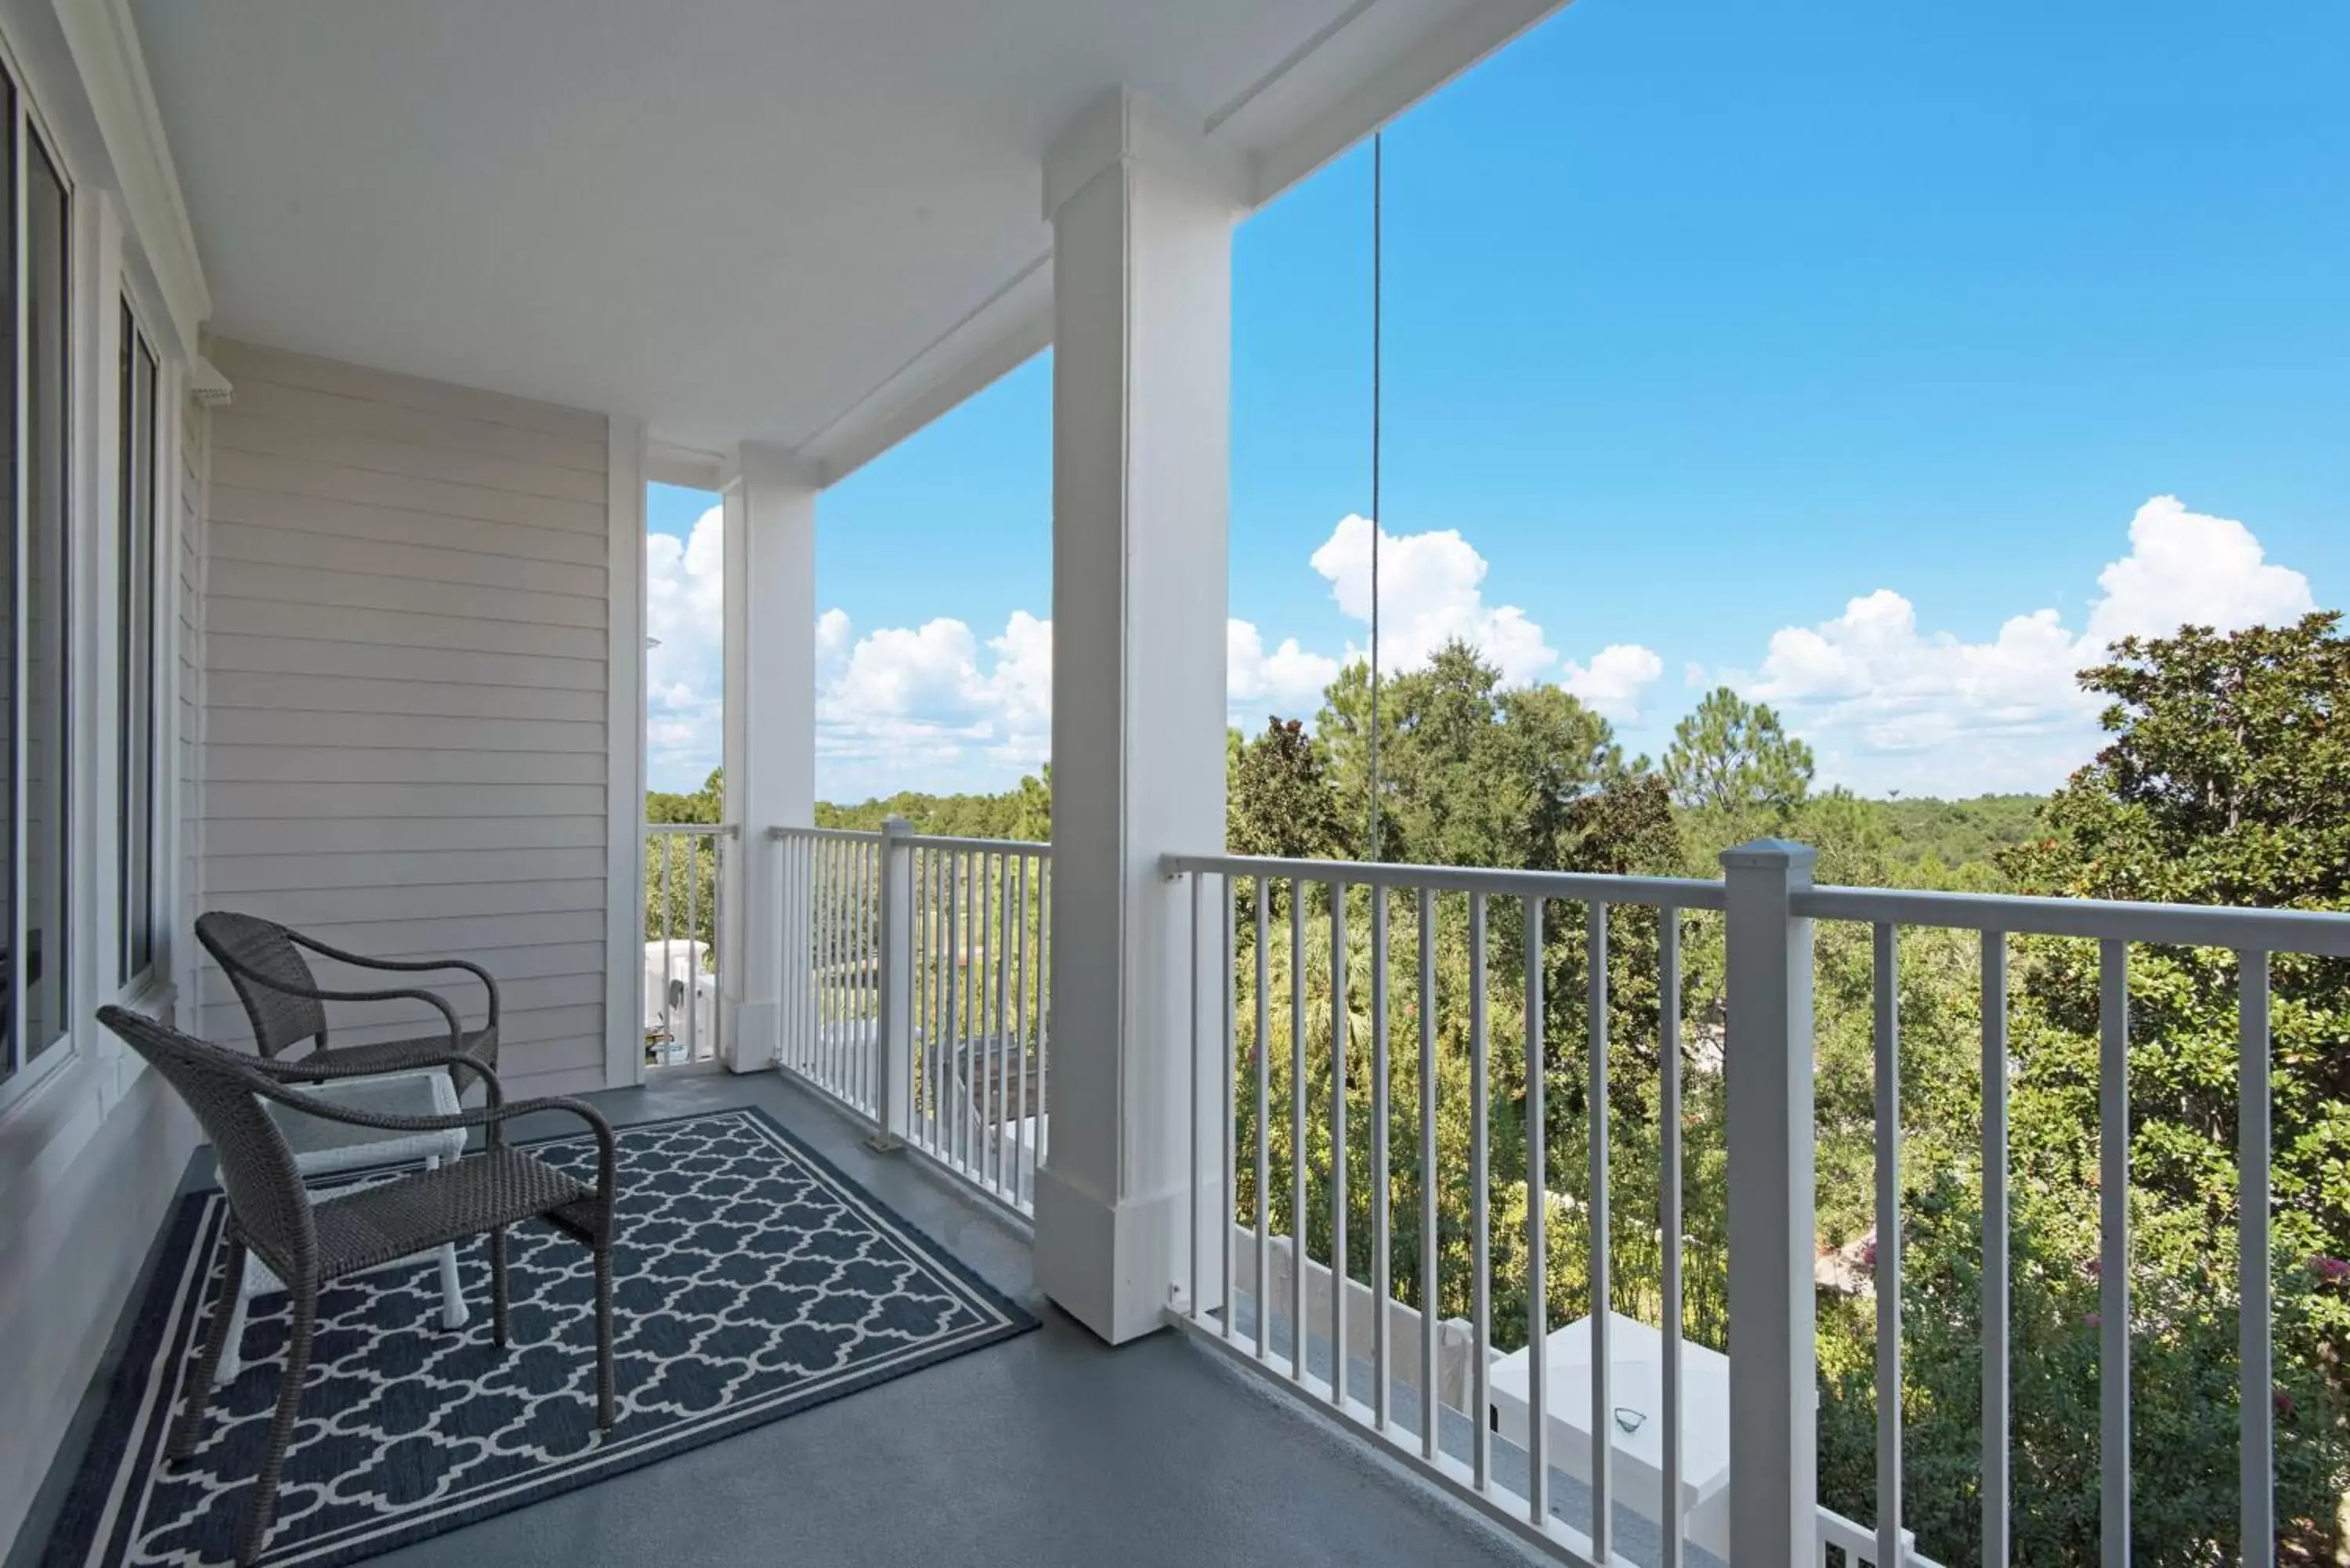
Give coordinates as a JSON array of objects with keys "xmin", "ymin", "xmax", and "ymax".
[
  {"xmin": 0, "ymin": 79, "xmax": 15, "ymax": 1079},
  {"xmin": 24, "ymin": 129, "xmax": 67, "ymax": 1061},
  {"xmin": 119, "ymin": 306, "xmax": 157, "ymax": 981}
]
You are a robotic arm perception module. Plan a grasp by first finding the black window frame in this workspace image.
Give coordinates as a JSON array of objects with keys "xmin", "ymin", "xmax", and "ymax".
[{"xmin": 118, "ymin": 299, "xmax": 158, "ymax": 985}]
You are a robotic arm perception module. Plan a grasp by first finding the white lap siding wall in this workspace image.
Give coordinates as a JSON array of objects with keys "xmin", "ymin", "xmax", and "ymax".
[{"xmin": 197, "ymin": 340, "xmax": 620, "ymax": 1096}]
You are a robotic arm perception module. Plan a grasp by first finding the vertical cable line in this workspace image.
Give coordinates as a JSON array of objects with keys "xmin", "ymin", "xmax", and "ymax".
[{"xmin": 1367, "ymin": 133, "xmax": 1383, "ymax": 863}]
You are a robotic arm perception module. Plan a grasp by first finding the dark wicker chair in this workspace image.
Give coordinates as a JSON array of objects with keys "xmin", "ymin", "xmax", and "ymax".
[
  {"xmin": 196, "ymin": 910, "xmax": 500, "ymax": 1082},
  {"xmin": 96, "ymin": 1005, "xmax": 619, "ymax": 1567}
]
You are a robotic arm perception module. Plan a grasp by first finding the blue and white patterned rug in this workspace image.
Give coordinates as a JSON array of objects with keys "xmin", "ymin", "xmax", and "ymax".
[{"xmin": 42, "ymin": 1107, "xmax": 1037, "ymax": 1567}]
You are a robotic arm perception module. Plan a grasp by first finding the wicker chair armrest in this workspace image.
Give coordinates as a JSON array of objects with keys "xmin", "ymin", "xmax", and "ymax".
[
  {"xmin": 284, "ymin": 934, "xmax": 501, "ymax": 1029},
  {"xmin": 249, "ymin": 1079, "xmax": 617, "ymax": 1198},
  {"xmin": 241, "ymin": 981, "xmax": 467, "ymax": 1060},
  {"xmin": 254, "ymin": 1046, "xmax": 502, "ymax": 1104}
]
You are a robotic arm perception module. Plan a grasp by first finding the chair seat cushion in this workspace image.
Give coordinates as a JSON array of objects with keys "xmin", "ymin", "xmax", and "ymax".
[
  {"xmin": 313, "ymin": 1147, "xmax": 599, "ymax": 1280},
  {"xmin": 317, "ymin": 1025, "xmax": 498, "ymax": 1078}
]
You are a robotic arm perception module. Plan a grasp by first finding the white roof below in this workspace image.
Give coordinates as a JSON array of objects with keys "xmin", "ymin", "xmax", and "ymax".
[
  {"xmin": 1486, "ymin": 1312, "xmax": 1733, "ymax": 1510},
  {"xmin": 131, "ymin": 0, "xmax": 1562, "ymax": 477}
]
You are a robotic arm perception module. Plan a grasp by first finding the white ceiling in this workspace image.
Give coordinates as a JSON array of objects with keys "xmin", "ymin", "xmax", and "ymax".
[{"xmin": 132, "ymin": 0, "xmax": 1556, "ymax": 475}]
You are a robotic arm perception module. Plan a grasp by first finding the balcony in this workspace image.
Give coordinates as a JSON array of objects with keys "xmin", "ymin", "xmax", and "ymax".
[
  {"xmin": 17, "ymin": 1061, "xmax": 1566, "ymax": 1568},
  {"xmin": 16, "ymin": 814, "xmax": 2340, "ymax": 1566},
  {"xmin": 0, "ymin": 3, "xmax": 2336, "ymax": 1565}
]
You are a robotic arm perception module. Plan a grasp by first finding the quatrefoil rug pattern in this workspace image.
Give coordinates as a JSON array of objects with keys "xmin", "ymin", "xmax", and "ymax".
[{"xmin": 44, "ymin": 1107, "xmax": 1037, "ymax": 1567}]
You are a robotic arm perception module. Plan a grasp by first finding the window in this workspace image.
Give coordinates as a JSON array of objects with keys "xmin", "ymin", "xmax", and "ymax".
[
  {"xmin": 0, "ymin": 75, "xmax": 15, "ymax": 1080},
  {"xmin": 1, "ymin": 79, "xmax": 71, "ymax": 1086},
  {"xmin": 118, "ymin": 304, "xmax": 157, "ymax": 983}
]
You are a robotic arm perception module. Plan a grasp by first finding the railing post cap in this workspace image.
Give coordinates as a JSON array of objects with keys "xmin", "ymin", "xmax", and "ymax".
[
  {"xmin": 881, "ymin": 815, "xmax": 912, "ymax": 836},
  {"xmin": 1718, "ymin": 837, "xmax": 1819, "ymax": 872}
]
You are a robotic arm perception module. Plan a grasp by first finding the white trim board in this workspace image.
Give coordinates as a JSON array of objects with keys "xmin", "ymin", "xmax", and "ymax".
[
  {"xmin": 602, "ymin": 415, "xmax": 645, "ymax": 1089},
  {"xmin": 49, "ymin": 0, "xmax": 209, "ymax": 363}
]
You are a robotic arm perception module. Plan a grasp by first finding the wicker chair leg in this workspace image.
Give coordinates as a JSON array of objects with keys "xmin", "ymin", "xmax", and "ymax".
[
  {"xmin": 594, "ymin": 1242, "xmax": 616, "ymax": 1428},
  {"xmin": 237, "ymin": 1285, "xmax": 316, "ymax": 1567},
  {"xmin": 490, "ymin": 1226, "xmax": 510, "ymax": 1348},
  {"xmin": 167, "ymin": 1236, "xmax": 248, "ymax": 1465}
]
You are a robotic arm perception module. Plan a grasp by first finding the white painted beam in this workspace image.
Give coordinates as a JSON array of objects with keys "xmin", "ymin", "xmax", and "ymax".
[
  {"xmin": 51, "ymin": 0, "xmax": 212, "ymax": 363},
  {"xmin": 784, "ymin": 0, "xmax": 1571, "ymax": 490},
  {"xmin": 1230, "ymin": 0, "xmax": 1571, "ymax": 205}
]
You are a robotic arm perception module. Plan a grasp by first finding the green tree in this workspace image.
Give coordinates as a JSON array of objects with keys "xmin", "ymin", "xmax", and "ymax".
[
  {"xmin": 1663, "ymin": 686, "xmax": 1813, "ymax": 829},
  {"xmin": 1315, "ymin": 641, "xmax": 1661, "ymax": 875},
  {"xmin": 815, "ymin": 771, "xmax": 1050, "ymax": 840},
  {"xmin": 1228, "ymin": 717, "xmax": 1347, "ymax": 860},
  {"xmin": 1010, "ymin": 765, "xmax": 1053, "ymax": 842},
  {"xmin": 1815, "ymin": 613, "xmax": 2350, "ymax": 1563},
  {"xmin": 647, "ymin": 767, "xmax": 723, "ymax": 824},
  {"xmin": 2005, "ymin": 613, "xmax": 2350, "ymax": 1284}
]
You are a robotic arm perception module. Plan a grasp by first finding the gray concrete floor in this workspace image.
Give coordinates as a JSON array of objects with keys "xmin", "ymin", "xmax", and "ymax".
[{"xmin": 14, "ymin": 1068, "xmax": 1547, "ymax": 1568}]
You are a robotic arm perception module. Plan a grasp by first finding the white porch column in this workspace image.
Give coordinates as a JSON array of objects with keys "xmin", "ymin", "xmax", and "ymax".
[
  {"xmin": 1032, "ymin": 89, "xmax": 1239, "ymax": 1345},
  {"xmin": 721, "ymin": 444, "xmax": 818, "ymax": 1074}
]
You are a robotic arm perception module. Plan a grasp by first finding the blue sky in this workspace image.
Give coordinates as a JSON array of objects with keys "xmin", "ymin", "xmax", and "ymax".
[{"xmin": 648, "ymin": 0, "xmax": 2350, "ymax": 800}]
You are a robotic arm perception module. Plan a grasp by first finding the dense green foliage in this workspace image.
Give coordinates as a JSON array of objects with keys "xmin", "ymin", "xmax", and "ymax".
[
  {"xmin": 814, "ymin": 770, "xmax": 1051, "ymax": 842},
  {"xmin": 645, "ymin": 768, "xmax": 724, "ymax": 825},
  {"xmin": 1878, "ymin": 793, "xmax": 2043, "ymax": 873},
  {"xmin": 649, "ymin": 764, "xmax": 1054, "ymax": 842}
]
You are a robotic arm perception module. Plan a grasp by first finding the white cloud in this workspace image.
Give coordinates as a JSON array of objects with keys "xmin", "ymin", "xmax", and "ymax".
[
  {"xmin": 1310, "ymin": 514, "xmax": 1558, "ymax": 684},
  {"xmin": 979, "ymin": 611, "xmax": 1054, "ymax": 752},
  {"xmin": 1741, "ymin": 496, "xmax": 2316, "ymax": 793},
  {"xmin": 830, "ymin": 618, "xmax": 984, "ymax": 721},
  {"xmin": 809, "ymin": 513, "xmax": 1679, "ymax": 794},
  {"xmin": 1227, "ymin": 620, "xmax": 1341, "ymax": 714},
  {"xmin": 2086, "ymin": 493, "xmax": 2313, "ymax": 643},
  {"xmin": 817, "ymin": 609, "xmax": 1343, "ymax": 790},
  {"xmin": 1561, "ymin": 644, "xmax": 1666, "ymax": 723},
  {"xmin": 663, "ymin": 496, "xmax": 2303, "ymax": 803},
  {"xmin": 812, "ymin": 609, "xmax": 1057, "ymax": 797},
  {"xmin": 645, "ymin": 505, "xmax": 725, "ymax": 790},
  {"xmin": 815, "ymin": 607, "xmax": 852, "ymax": 663}
]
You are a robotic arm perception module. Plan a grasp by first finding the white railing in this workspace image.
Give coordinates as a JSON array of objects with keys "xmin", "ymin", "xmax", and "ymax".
[
  {"xmin": 772, "ymin": 821, "xmax": 1050, "ymax": 1216},
  {"xmin": 774, "ymin": 826, "xmax": 885, "ymax": 1114},
  {"xmin": 1816, "ymin": 1505, "xmax": 1931, "ymax": 1568},
  {"xmin": 1157, "ymin": 846, "xmax": 2350, "ymax": 1568},
  {"xmin": 1162, "ymin": 852, "xmax": 1725, "ymax": 1567},
  {"xmin": 644, "ymin": 823, "xmax": 734, "ymax": 1068},
  {"xmin": 1790, "ymin": 880, "xmax": 2350, "ymax": 1568}
]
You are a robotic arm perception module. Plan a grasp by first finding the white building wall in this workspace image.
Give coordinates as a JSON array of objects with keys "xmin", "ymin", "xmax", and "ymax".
[{"xmin": 195, "ymin": 339, "xmax": 619, "ymax": 1096}]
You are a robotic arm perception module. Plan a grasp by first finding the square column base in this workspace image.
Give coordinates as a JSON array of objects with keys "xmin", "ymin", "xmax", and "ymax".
[
  {"xmin": 725, "ymin": 999, "xmax": 779, "ymax": 1074},
  {"xmin": 1033, "ymin": 1164, "xmax": 1188, "ymax": 1345}
]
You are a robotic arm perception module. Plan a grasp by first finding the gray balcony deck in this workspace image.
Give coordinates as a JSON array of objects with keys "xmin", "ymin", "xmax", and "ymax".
[{"xmin": 13, "ymin": 1070, "xmax": 1541, "ymax": 1568}]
